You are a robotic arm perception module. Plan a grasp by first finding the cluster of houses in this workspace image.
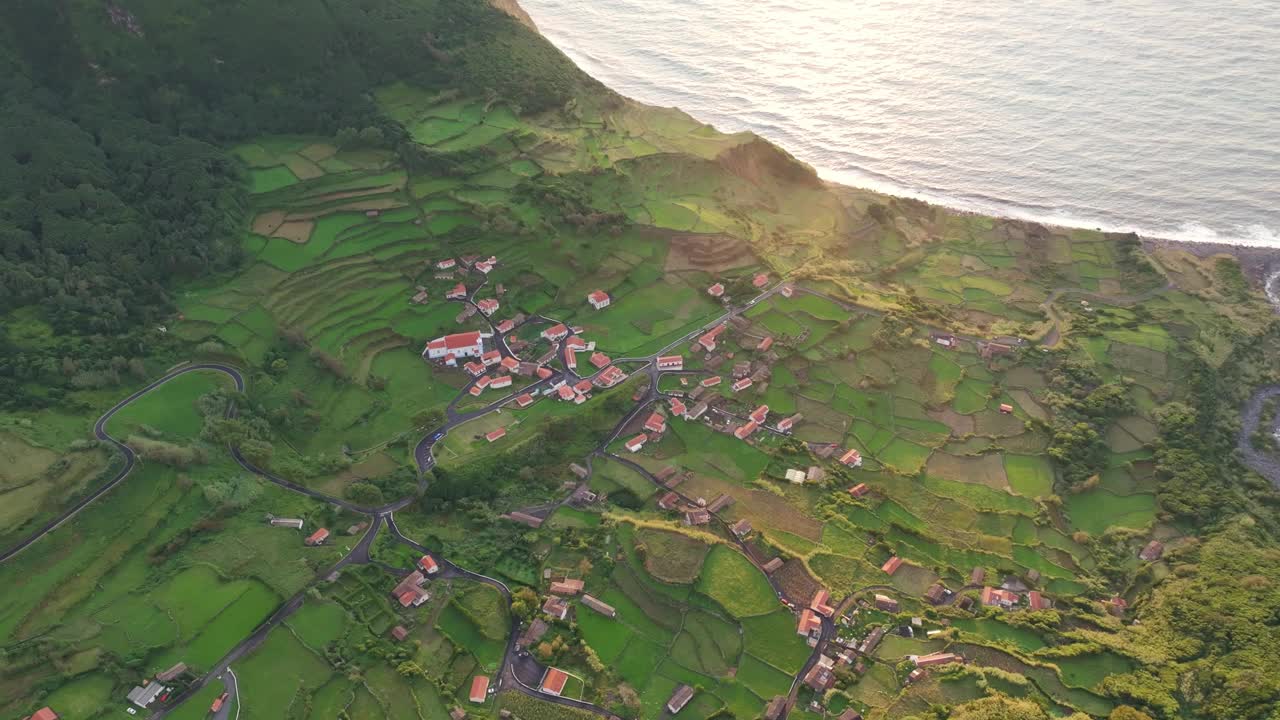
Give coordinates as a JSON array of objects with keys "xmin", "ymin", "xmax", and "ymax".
[
  {"xmin": 656, "ymin": 484, "xmax": 735, "ymax": 528},
  {"xmin": 385, "ymin": 555, "xmax": 440, "ymax": 611}
]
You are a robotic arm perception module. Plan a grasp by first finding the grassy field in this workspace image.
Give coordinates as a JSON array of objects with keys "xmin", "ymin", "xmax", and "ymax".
[{"xmin": 696, "ymin": 545, "xmax": 778, "ymax": 618}]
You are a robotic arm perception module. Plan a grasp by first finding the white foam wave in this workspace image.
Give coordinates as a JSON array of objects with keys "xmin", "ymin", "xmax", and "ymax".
[{"xmin": 823, "ymin": 166, "xmax": 1280, "ymax": 248}]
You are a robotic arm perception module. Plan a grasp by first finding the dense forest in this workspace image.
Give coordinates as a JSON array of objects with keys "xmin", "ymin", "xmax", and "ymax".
[{"xmin": 0, "ymin": 0, "xmax": 595, "ymax": 408}]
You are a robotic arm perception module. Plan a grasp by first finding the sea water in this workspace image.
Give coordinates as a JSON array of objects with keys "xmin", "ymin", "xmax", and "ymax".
[{"xmin": 519, "ymin": 0, "xmax": 1280, "ymax": 246}]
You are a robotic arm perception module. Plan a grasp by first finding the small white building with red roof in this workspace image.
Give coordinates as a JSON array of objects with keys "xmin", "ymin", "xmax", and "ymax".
[
  {"xmin": 436, "ymin": 258, "xmax": 457, "ymax": 270},
  {"xmin": 489, "ymin": 375, "xmax": 512, "ymax": 390},
  {"xmin": 757, "ymin": 336, "xmax": 774, "ymax": 352},
  {"xmin": 590, "ymin": 352, "xmax": 611, "ymax": 369},
  {"xmin": 625, "ymin": 434, "xmax": 648, "ymax": 452},
  {"xmin": 697, "ymin": 325, "xmax": 727, "ymax": 352},
  {"xmin": 587, "ymin": 290, "xmax": 611, "ymax": 310},
  {"xmin": 556, "ymin": 385, "xmax": 577, "ymax": 401},
  {"xmin": 485, "ymin": 427, "xmax": 507, "ymax": 443},
  {"xmin": 701, "ymin": 375, "xmax": 722, "ymax": 387},
  {"xmin": 753, "ymin": 273, "xmax": 769, "ymax": 288},
  {"xmin": 446, "ymin": 283, "xmax": 467, "ymax": 300},
  {"xmin": 656, "ymin": 355, "xmax": 684, "ymax": 370},
  {"xmin": 707, "ymin": 283, "xmax": 725, "ymax": 298},
  {"xmin": 644, "ymin": 413, "xmax": 667, "ymax": 434},
  {"xmin": 464, "ymin": 361, "xmax": 487, "ymax": 377},
  {"xmin": 669, "ymin": 398, "xmax": 687, "ymax": 416},
  {"xmin": 840, "ymin": 449, "xmax": 863, "ymax": 467},
  {"xmin": 596, "ymin": 365, "xmax": 627, "ymax": 387},
  {"xmin": 419, "ymin": 555, "xmax": 440, "ymax": 574},
  {"xmin": 734, "ymin": 420, "xmax": 759, "ymax": 440},
  {"xmin": 496, "ymin": 318, "xmax": 515, "ymax": 334},
  {"xmin": 481, "ymin": 350, "xmax": 502, "ymax": 366},
  {"xmin": 777, "ymin": 414, "xmax": 800, "ymax": 432},
  {"xmin": 500, "ymin": 356, "xmax": 519, "ymax": 372},
  {"xmin": 542, "ymin": 324, "xmax": 569, "ymax": 341},
  {"xmin": 515, "ymin": 393, "xmax": 535, "ymax": 408},
  {"xmin": 749, "ymin": 404, "xmax": 769, "ymax": 424},
  {"xmin": 476, "ymin": 298, "xmax": 499, "ymax": 316},
  {"xmin": 565, "ymin": 349, "xmax": 577, "ymax": 370},
  {"xmin": 731, "ymin": 377, "xmax": 754, "ymax": 392}
]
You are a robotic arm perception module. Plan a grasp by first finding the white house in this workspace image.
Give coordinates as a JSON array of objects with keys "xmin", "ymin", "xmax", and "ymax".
[
  {"xmin": 424, "ymin": 331, "xmax": 487, "ymax": 361},
  {"xmin": 587, "ymin": 290, "xmax": 611, "ymax": 310}
]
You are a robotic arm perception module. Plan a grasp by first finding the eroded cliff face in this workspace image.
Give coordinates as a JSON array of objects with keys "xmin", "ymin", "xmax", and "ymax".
[{"xmin": 489, "ymin": 0, "xmax": 538, "ymax": 31}]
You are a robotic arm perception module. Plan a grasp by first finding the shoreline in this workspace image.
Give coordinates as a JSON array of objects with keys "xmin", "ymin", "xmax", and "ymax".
[{"xmin": 504, "ymin": 0, "xmax": 1280, "ymax": 263}]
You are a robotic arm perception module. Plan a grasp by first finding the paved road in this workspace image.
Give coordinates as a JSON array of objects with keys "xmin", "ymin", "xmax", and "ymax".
[
  {"xmin": 1239, "ymin": 385, "xmax": 1280, "ymax": 489},
  {"xmin": 209, "ymin": 668, "xmax": 238, "ymax": 720},
  {"xmin": 0, "ymin": 363, "xmax": 248, "ymax": 564},
  {"xmin": 153, "ymin": 517, "xmax": 385, "ymax": 719}
]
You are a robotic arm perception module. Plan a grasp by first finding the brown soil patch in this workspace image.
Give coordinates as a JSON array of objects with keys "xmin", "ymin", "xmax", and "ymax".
[
  {"xmin": 285, "ymin": 155, "xmax": 325, "ymax": 180},
  {"xmin": 271, "ymin": 220, "xmax": 315, "ymax": 244},
  {"xmin": 772, "ymin": 558, "xmax": 820, "ymax": 603},
  {"xmin": 925, "ymin": 452, "xmax": 1010, "ymax": 491},
  {"xmin": 251, "ymin": 210, "xmax": 287, "ymax": 236},
  {"xmin": 928, "ymin": 407, "xmax": 975, "ymax": 437},
  {"xmin": 299, "ymin": 183, "xmax": 405, "ymax": 205},
  {"xmin": 715, "ymin": 138, "xmax": 821, "ymax": 189},
  {"xmin": 284, "ymin": 197, "xmax": 403, "ymax": 221},
  {"xmin": 299, "ymin": 143, "xmax": 338, "ymax": 163},
  {"xmin": 664, "ymin": 232, "xmax": 758, "ymax": 273}
]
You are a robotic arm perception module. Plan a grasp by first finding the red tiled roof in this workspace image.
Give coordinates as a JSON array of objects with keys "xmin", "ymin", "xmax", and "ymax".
[
  {"xmin": 734, "ymin": 420, "xmax": 759, "ymax": 439},
  {"xmin": 419, "ymin": 555, "xmax": 439, "ymax": 573},
  {"xmin": 849, "ymin": 483, "xmax": 869, "ymax": 497},
  {"xmin": 588, "ymin": 290, "xmax": 609, "ymax": 304},
  {"xmin": 541, "ymin": 668, "xmax": 569, "ymax": 695},
  {"xmin": 644, "ymin": 413, "xmax": 666, "ymax": 433},
  {"xmin": 753, "ymin": 273, "xmax": 769, "ymax": 288},
  {"xmin": 306, "ymin": 528, "xmax": 329, "ymax": 544},
  {"xmin": 557, "ymin": 385, "xmax": 576, "ymax": 401},
  {"xmin": 496, "ymin": 319, "xmax": 515, "ymax": 333},
  {"xmin": 732, "ymin": 377, "xmax": 753, "ymax": 391},
  {"xmin": 701, "ymin": 376, "xmax": 722, "ymax": 387},
  {"xmin": 670, "ymin": 398, "xmax": 687, "ymax": 415},
  {"xmin": 428, "ymin": 331, "xmax": 483, "ymax": 352},
  {"xmin": 574, "ymin": 379, "xmax": 593, "ymax": 393},
  {"xmin": 590, "ymin": 352, "xmax": 611, "ymax": 368},
  {"xmin": 657, "ymin": 354, "xmax": 683, "ymax": 367},
  {"xmin": 565, "ymin": 335, "xmax": 587, "ymax": 349},
  {"xmin": 28, "ymin": 709, "xmax": 58, "ymax": 720},
  {"xmin": 881, "ymin": 556, "xmax": 903, "ymax": 575},
  {"xmin": 840, "ymin": 448, "xmax": 862, "ymax": 466},
  {"xmin": 707, "ymin": 283, "xmax": 725, "ymax": 297},
  {"xmin": 537, "ymin": 366, "xmax": 554, "ymax": 379},
  {"xmin": 516, "ymin": 393, "xmax": 535, "ymax": 408},
  {"xmin": 501, "ymin": 356, "xmax": 519, "ymax": 370},
  {"xmin": 625, "ymin": 433, "xmax": 648, "ymax": 451},
  {"xmin": 485, "ymin": 427, "xmax": 507, "ymax": 442},
  {"xmin": 542, "ymin": 323, "xmax": 569, "ymax": 339},
  {"xmin": 470, "ymin": 676, "xmax": 490, "ymax": 703},
  {"xmin": 750, "ymin": 404, "xmax": 769, "ymax": 423},
  {"xmin": 757, "ymin": 336, "xmax": 774, "ymax": 351}
]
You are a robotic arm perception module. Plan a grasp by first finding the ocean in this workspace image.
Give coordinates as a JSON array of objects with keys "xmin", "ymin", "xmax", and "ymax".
[{"xmin": 518, "ymin": 0, "xmax": 1280, "ymax": 247}]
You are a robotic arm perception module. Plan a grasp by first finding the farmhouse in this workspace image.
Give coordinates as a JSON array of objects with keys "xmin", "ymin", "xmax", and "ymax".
[
  {"xmin": 540, "ymin": 668, "xmax": 569, "ymax": 697},
  {"xmin": 542, "ymin": 324, "xmax": 570, "ymax": 341},
  {"xmin": 731, "ymin": 519, "xmax": 752, "ymax": 537},
  {"xmin": 839, "ymin": 449, "xmax": 863, "ymax": 467},
  {"xmin": 999, "ymin": 403, "xmax": 1014, "ymax": 414},
  {"xmin": 425, "ymin": 331, "xmax": 486, "ymax": 361},
  {"xmin": 785, "ymin": 468, "xmax": 807, "ymax": 484},
  {"xmin": 411, "ymin": 289, "xmax": 429, "ymax": 304},
  {"xmin": 981, "ymin": 587, "xmax": 1019, "ymax": 609},
  {"xmin": 757, "ymin": 336, "xmax": 774, "ymax": 352},
  {"xmin": 923, "ymin": 583, "xmax": 947, "ymax": 605},
  {"xmin": 392, "ymin": 571, "xmax": 430, "ymax": 607},
  {"xmin": 667, "ymin": 685, "xmax": 695, "ymax": 714},
  {"xmin": 596, "ymin": 365, "xmax": 627, "ymax": 387},
  {"xmin": 485, "ymin": 427, "xmax": 506, "ymax": 443},
  {"xmin": 24, "ymin": 708, "xmax": 58, "ymax": 720},
  {"xmin": 542, "ymin": 596, "xmax": 570, "ymax": 620},
  {"xmin": 390, "ymin": 625, "xmax": 409, "ymax": 642},
  {"xmin": 565, "ymin": 350, "xmax": 577, "ymax": 371},
  {"xmin": 500, "ymin": 356, "xmax": 519, "ymax": 372},
  {"xmin": 669, "ymin": 398, "xmax": 688, "ymax": 416},
  {"xmin": 913, "ymin": 652, "xmax": 960, "ymax": 668},
  {"xmin": 504, "ymin": 512, "xmax": 543, "ymax": 528},
  {"xmin": 697, "ymin": 325, "xmax": 728, "ymax": 351},
  {"xmin": 749, "ymin": 404, "xmax": 769, "ymax": 423},
  {"xmin": 707, "ymin": 494, "xmax": 734, "ymax": 513},
  {"xmin": 707, "ymin": 283, "xmax": 725, "ymax": 298},
  {"xmin": 474, "ymin": 259, "xmax": 495, "ymax": 274},
  {"xmin": 549, "ymin": 579, "xmax": 585, "ymax": 596},
  {"xmin": 436, "ymin": 258, "xmax": 457, "ymax": 270},
  {"xmin": 734, "ymin": 420, "xmax": 759, "ymax": 440},
  {"xmin": 874, "ymin": 594, "xmax": 900, "ymax": 612},
  {"xmin": 269, "ymin": 517, "xmax": 304, "ymax": 529},
  {"xmin": 1139, "ymin": 540, "xmax": 1165, "ymax": 561},
  {"xmin": 556, "ymin": 385, "xmax": 576, "ymax": 401},
  {"xmin": 811, "ymin": 589, "xmax": 835, "ymax": 617},
  {"xmin": 565, "ymin": 335, "xmax": 588, "ymax": 351},
  {"xmin": 1027, "ymin": 591, "xmax": 1052, "ymax": 610},
  {"xmin": 803, "ymin": 655, "xmax": 837, "ymax": 691},
  {"xmin": 796, "ymin": 608, "xmax": 822, "ymax": 636},
  {"xmin": 644, "ymin": 412, "xmax": 667, "ymax": 434},
  {"xmin": 776, "ymin": 413, "xmax": 801, "ymax": 432},
  {"xmin": 489, "ymin": 374, "xmax": 512, "ymax": 390},
  {"xmin": 881, "ymin": 556, "xmax": 903, "ymax": 575},
  {"xmin": 684, "ymin": 509, "xmax": 711, "ymax": 526},
  {"xmin": 849, "ymin": 483, "xmax": 870, "ymax": 498},
  {"xmin": 476, "ymin": 298, "xmax": 499, "ymax": 316},
  {"xmin": 590, "ymin": 352, "xmax": 611, "ymax": 369},
  {"xmin": 515, "ymin": 393, "xmax": 535, "ymax": 408},
  {"xmin": 731, "ymin": 377, "xmax": 753, "ymax": 392},
  {"xmin": 587, "ymin": 290, "xmax": 611, "ymax": 310},
  {"xmin": 753, "ymin": 273, "xmax": 769, "ymax": 288},
  {"xmin": 625, "ymin": 434, "xmax": 648, "ymax": 452},
  {"xmin": 464, "ymin": 361, "xmax": 486, "ymax": 377},
  {"xmin": 126, "ymin": 682, "xmax": 167, "ymax": 709},
  {"xmin": 658, "ymin": 491, "xmax": 680, "ymax": 510},
  {"xmin": 469, "ymin": 376, "xmax": 492, "ymax": 396},
  {"xmin": 470, "ymin": 676, "xmax": 490, "ymax": 703},
  {"xmin": 657, "ymin": 354, "xmax": 684, "ymax": 370},
  {"xmin": 446, "ymin": 283, "xmax": 467, "ymax": 300},
  {"xmin": 496, "ymin": 318, "xmax": 516, "ymax": 334},
  {"xmin": 305, "ymin": 528, "xmax": 329, "ymax": 546},
  {"xmin": 581, "ymin": 594, "xmax": 617, "ymax": 618}
]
